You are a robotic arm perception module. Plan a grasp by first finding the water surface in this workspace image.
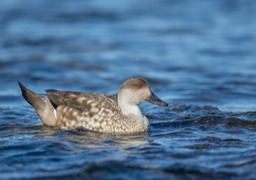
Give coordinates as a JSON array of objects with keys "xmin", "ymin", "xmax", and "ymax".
[{"xmin": 1, "ymin": 0, "xmax": 256, "ymax": 179}]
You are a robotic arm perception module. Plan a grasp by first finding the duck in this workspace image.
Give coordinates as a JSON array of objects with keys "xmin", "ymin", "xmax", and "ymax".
[{"xmin": 18, "ymin": 78, "xmax": 168, "ymax": 134}]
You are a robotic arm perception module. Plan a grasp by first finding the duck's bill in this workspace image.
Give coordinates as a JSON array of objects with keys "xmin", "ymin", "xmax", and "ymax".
[{"xmin": 146, "ymin": 93, "xmax": 168, "ymax": 107}]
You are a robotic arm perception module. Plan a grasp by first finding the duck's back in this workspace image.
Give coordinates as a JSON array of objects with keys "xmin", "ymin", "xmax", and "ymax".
[{"xmin": 46, "ymin": 90, "xmax": 121, "ymax": 133}]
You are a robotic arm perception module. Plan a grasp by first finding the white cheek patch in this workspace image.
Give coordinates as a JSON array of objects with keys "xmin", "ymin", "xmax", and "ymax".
[{"xmin": 54, "ymin": 109, "xmax": 58, "ymax": 119}]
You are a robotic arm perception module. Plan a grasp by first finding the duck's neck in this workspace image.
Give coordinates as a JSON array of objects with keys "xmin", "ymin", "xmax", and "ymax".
[
  {"xmin": 120, "ymin": 103, "xmax": 143, "ymax": 117},
  {"xmin": 118, "ymin": 95, "xmax": 143, "ymax": 117}
]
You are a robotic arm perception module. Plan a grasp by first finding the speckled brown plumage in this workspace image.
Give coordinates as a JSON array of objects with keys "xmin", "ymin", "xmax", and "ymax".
[{"xmin": 18, "ymin": 78, "xmax": 168, "ymax": 135}]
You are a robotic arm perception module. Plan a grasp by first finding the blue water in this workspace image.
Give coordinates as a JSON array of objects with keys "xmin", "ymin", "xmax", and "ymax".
[{"xmin": 1, "ymin": 0, "xmax": 256, "ymax": 179}]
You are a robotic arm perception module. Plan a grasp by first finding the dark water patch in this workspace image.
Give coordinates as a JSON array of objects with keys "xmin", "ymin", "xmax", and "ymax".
[
  {"xmin": 54, "ymin": 11, "xmax": 120, "ymax": 23},
  {"xmin": 3, "ymin": 37, "xmax": 64, "ymax": 48},
  {"xmin": 57, "ymin": 60, "xmax": 108, "ymax": 73},
  {"xmin": 199, "ymin": 48, "xmax": 252, "ymax": 57},
  {"xmin": 225, "ymin": 117, "xmax": 256, "ymax": 128},
  {"xmin": 169, "ymin": 104, "xmax": 221, "ymax": 113},
  {"xmin": 68, "ymin": 161, "xmax": 171, "ymax": 180},
  {"xmin": 185, "ymin": 137, "xmax": 250, "ymax": 151},
  {"xmin": 161, "ymin": 165, "xmax": 237, "ymax": 180},
  {"xmin": 241, "ymin": 111, "xmax": 256, "ymax": 120}
]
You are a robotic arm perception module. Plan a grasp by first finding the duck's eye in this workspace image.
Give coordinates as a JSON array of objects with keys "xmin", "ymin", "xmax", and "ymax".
[{"xmin": 137, "ymin": 85, "xmax": 142, "ymax": 89}]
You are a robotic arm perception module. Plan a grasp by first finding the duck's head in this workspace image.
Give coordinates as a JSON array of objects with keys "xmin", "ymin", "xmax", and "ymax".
[{"xmin": 118, "ymin": 78, "xmax": 168, "ymax": 107}]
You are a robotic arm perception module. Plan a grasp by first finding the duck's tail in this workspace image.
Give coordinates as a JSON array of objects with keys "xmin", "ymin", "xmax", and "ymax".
[{"xmin": 18, "ymin": 81, "xmax": 57, "ymax": 126}]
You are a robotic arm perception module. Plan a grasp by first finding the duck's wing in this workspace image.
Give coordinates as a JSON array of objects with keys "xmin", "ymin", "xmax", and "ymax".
[
  {"xmin": 46, "ymin": 89, "xmax": 118, "ymax": 112},
  {"xmin": 46, "ymin": 90, "xmax": 120, "ymax": 129}
]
